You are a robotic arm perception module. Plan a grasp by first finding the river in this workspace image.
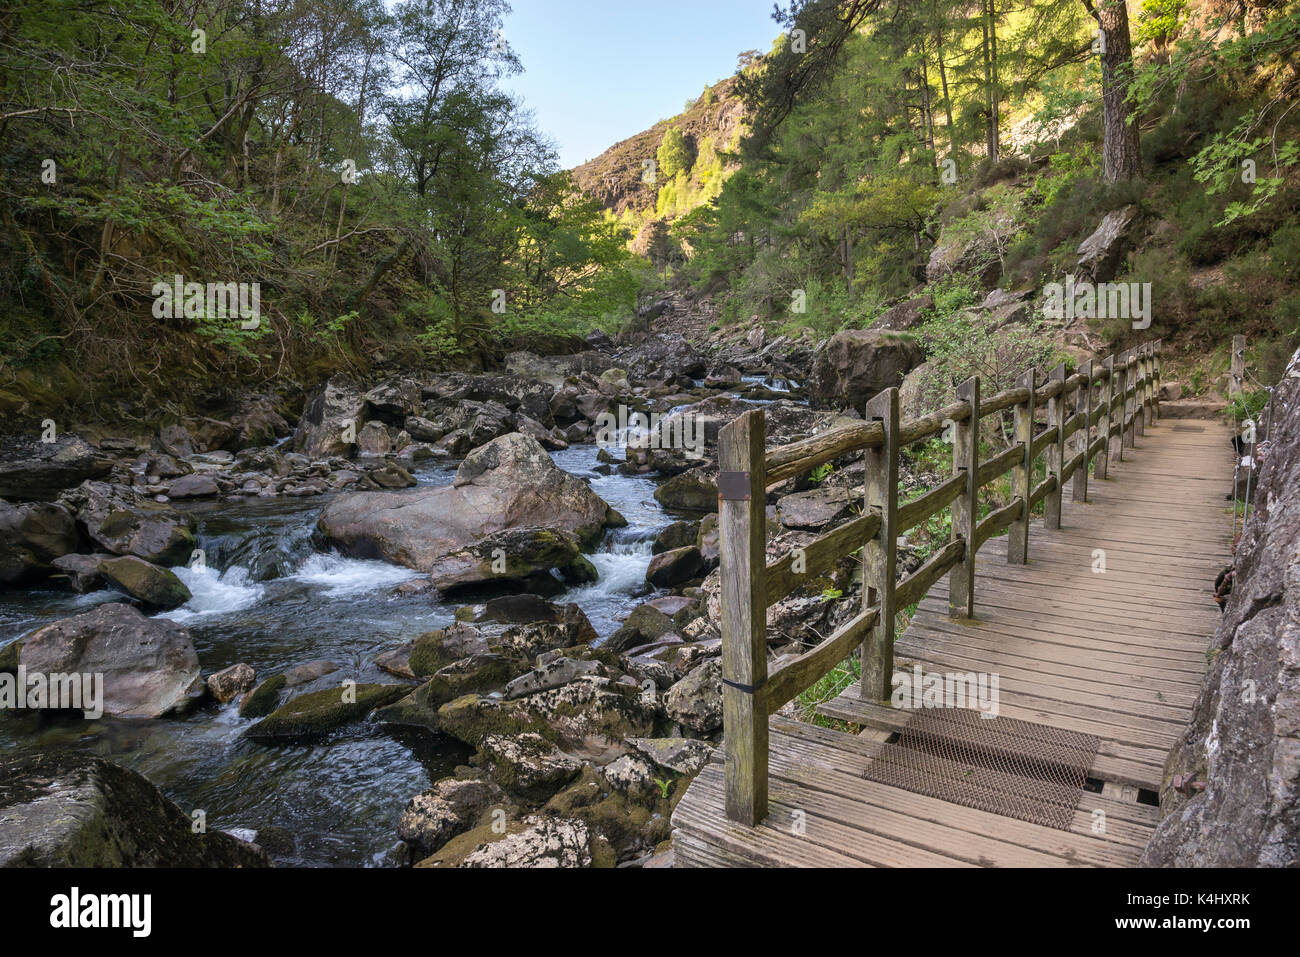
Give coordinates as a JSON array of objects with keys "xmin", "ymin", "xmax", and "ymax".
[{"xmin": 0, "ymin": 444, "xmax": 674, "ymax": 867}]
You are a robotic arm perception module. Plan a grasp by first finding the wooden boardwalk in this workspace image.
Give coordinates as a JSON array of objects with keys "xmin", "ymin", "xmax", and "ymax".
[{"xmin": 673, "ymin": 416, "xmax": 1235, "ymax": 867}]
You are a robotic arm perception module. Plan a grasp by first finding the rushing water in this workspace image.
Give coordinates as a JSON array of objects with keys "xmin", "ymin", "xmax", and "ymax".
[{"xmin": 0, "ymin": 444, "xmax": 675, "ymax": 867}]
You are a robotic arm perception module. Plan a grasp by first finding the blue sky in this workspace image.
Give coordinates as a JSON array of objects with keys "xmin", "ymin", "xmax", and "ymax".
[{"xmin": 501, "ymin": 0, "xmax": 781, "ymax": 168}]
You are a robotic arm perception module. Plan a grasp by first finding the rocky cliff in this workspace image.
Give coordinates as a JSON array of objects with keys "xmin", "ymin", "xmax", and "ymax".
[
  {"xmin": 1141, "ymin": 346, "xmax": 1300, "ymax": 866},
  {"xmin": 571, "ymin": 76, "xmax": 745, "ymax": 216}
]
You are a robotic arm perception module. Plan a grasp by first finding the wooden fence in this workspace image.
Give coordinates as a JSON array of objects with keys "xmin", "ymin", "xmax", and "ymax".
[{"xmin": 716, "ymin": 340, "xmax": 1165, "ymax": 825}]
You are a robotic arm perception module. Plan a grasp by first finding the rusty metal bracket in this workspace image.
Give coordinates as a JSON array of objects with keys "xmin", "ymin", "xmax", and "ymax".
[{"xmin": 717, "ymin": 471, "xmax": 751, "ymax": 501}]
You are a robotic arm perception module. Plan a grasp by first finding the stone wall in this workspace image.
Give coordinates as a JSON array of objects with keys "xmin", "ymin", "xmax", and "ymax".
[{"xmin": 1141, "ymin": 347, "xmax": 1300, "ymax": 866}]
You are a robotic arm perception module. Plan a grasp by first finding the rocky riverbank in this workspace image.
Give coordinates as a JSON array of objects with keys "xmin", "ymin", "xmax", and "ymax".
[{"xmin": 1, "ymin": 321, "xmax": 946, "ymax": 867}]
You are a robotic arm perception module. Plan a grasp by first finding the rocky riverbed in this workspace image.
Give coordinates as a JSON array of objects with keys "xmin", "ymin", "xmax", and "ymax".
[{"xmin": 0, "ymin": 325, "xmax": 938, "ymax": 868}]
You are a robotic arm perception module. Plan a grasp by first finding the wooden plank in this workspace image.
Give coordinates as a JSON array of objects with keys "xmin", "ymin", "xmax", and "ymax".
[
  {"xmin": 765, "ymin": 511, "xmax": 881, "ymax": 608},
  {"xmin": 762, "ymin": 608, "xmax": 877, "ymax": 714}
]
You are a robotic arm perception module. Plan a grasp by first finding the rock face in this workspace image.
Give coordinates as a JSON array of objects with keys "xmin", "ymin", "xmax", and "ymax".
[
  {"xmin": 1140, "ymin": 346, "xmax": 1300, "ymax": 867},
  {"xmin": 0, "ymin": 436, "xmax": 111, "ymax": 501},
  {"xmin": 317, "ymin": 433, "xmax": 621, "ymax": 573},
  {"xmin": 808, "ymin": 330, "xmax": 925, "ymax": 412},
  {"xmin": 293, "ymin": 375, "xmax": 364, "ymax": 458},
  {"xmin": 19, "ymin": 603, "xmax": 202, "ymax": 718},
  {"xmin": 0, "ymin": 753, "xmax": 271, "ymax": 867},
  {"xmin": 60, "ymin": 481, "xmax": 195, "ymax": 566},
  {"xmin": 0, "ymin": 500, "xmax": 78, "ymax": 584}
]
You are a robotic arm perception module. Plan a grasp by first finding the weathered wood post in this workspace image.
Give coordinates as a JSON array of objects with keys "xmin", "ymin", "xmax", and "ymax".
[
  {"xmin": 1096, "ymin": 355, "xmax": 1114, "ymax": 481},
  {"xmin": 1008, "ymin": 368, "xmax": 1034, "ymax": 565},
  {"xmin": 1230, "ymin": 334, "xmax": 1246, "ymax": 399},
  {"xmin": 949, "ymin": 377, "xmax": 979, "ymax": 618},
  {"xmin": 1045, "ymin": 364, "xmax": 1067, "ymax": 530},
  {"xmin": 1122, "ymin": 351, "xmax": 1136, "ymax": 450},
  {"xmin": 1073, "ymin": 359, "xmax": 1092, "ymax": 503},
  {"xmin": 1152, "ymin": 340, "xmax": 1162, "ymax": 421},
  {"xmin": 718, "ymin": 410, "xmax": 768, "ymax": 825},
  {"xmin": 861, "ymin": 387, "xmax": 899, "ymax": 702},
  {"xmin": 1134, "ymin": 347, "xmax": 1147, "ymax": 439},
  {"xmin": 1141, "ymin": 344, "xmax": 1154, "ymax": 430}
]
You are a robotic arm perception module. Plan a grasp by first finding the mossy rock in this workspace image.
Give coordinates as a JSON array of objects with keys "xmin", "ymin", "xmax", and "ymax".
[
  {"xmin": 0, "ymin": 752, "xmax": 270, "ymax": 867},
  {"xmin": 415, "ymin": 816, "xmax": 523, "ymax": 868},
  {"xmin": 436, "ymin": 694, "xmax": 548, "ymax": 747},
  {"xmin": 543, "ymin": 768, "xmax": 662, "ymax": 862},
  {"xmin": 0, "ymin": 640, "xmax": 21, "ymax": 675},
  {"xmin": 238, "ymin": 674, "xmax": 286, "ymax": 719},
  {"xmin": 246, "ymin": 683, "xmax": 409, "ymax": 742},
  {"xmin": 375, "ymin": 655, "xmax": 520, "ymax": 731},
  {"xmin": 97, "ymin": 555, "xmax": 191, "ymax": 610},
  {"xmin": 408, "ymin": 624, "xmax": 489, "ymax": 678},
  {"xmin": 560, "ymin": 554, "xmax": 599, "ymax": 584}
]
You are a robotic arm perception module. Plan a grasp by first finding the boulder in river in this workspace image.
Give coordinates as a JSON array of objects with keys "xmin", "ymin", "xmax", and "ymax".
[
  {"xmin": 294, "ymin": 374, "xmax": 365, "ymax": 459},
  {"xmin": 60, "ymin": 481, "xmax": 196, "ymax": 566},
  {"xmin": 0, "ymin": 435, "xmax": 111, "ymax": 501},
  {"xmin": 245, "ymin": 683, "xmax": 410, "ymax": 743},
  {"xmin": 19, "ymin": 603, "xmax": 203, "ymax": 718},
  {"xmin": 207, "ymin": 663, "xmax": 256, "ymax": 704},
  {"xmin": 807, "ymin": 329, "xmax": 925, "ymax": 412},
  {"xmin": 0, "ymin": 499, "xmax": 78, "ymax": 584},
  {"xmin": 426, "ymin": 527, "xmax": 587, "ymax": 594},
  {"xmin": 97, "ymin": 555, "xmax": 192, "ymax": 610},
  {"xmin": 454, "ymin": 594, "xmax": 599, "ymax": 644},
  {"xmin": 645, "ymin": 545, "xmax": 704, "ymax": 588},
  {"xmin": 0, "ymin": 753, "xmax": 271, "ymax": 867},
  {"xmin": 317, "ymin": 433, "xmax": 623, "ymax": 573}
]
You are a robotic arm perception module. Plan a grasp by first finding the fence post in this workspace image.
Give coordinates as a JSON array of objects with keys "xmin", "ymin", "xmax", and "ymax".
[
  {"xmin": 1096, "ymin": 355, "xmax": 1114, "ymax": 481},
  {"xmin": 718, "ymin": 410, "xmax": 768, "ymax": 826},
  {"xmin": 1152, "ymin": 340, "xmax": 1162, "ymax": 422},
  {"xmin": 1230, "ymin": 334, "xmax": 1246, "ymax": 399},
  {"xmin": 949, "ymin": 377, "xmax": 979, "ymax": 619},
  {"xmin": 1123, "ymin": 351, "xmax": 1137, "ymax": 450},
  {"xmin": 861, "ymin": 387, "xmax": 899, "ymax": 702},
  {"xmin": 1134, "ymin": 348, "xmax": 1147, "ymax": 439},
  {"xmin": 1073, "ymin": 359, "xmax": 1092, "ymax": 503},
  {"xmin": 1045, "ymin": 364, "xmax": 1067, "ymax": 530},
  {"xmin": 1008, "ymin": 368, "xmax": 1034, "ymax": 565}
]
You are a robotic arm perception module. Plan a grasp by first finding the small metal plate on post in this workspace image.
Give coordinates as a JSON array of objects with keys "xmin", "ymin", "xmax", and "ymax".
[{"xmin": 717, "ymin": 471, "xmax": 751, "ymax": 501}]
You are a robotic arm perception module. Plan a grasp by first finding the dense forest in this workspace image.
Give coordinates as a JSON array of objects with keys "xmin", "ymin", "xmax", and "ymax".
[{"xmin": 1, "ymin": 0, "xmax": 1298, "ymax": 421}]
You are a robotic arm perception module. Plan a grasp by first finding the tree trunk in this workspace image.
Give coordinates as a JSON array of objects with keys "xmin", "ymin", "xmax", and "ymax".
[{"xmin": 1088, "ymin": 0, "xmax": 1143, "ymax": 181}]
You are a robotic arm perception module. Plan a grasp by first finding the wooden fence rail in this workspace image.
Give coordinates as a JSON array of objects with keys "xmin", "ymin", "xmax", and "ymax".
[{"xmin": 717, "ymin": 340, "xmax": 1165, "ymax": 825}]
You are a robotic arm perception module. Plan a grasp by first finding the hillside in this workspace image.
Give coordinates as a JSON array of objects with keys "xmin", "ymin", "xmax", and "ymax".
[{"xmin": 572, "ymin": 75, "xmax": 747, "ymax": 222}]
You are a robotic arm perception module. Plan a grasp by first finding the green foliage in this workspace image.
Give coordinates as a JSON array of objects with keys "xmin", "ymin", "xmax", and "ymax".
[
  {"xmin": 916, "ymin": 277, "xmax": 1059, "ymax": 422},
  {"xmin": 657, "ymin": 127, "xmax": 694, "ymax": 181}
]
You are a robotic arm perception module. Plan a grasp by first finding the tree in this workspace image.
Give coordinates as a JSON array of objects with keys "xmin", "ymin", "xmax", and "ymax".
[
  {"xmin": 1085, "ymin": 0, "xmax": 1143, "ymax": 180},
  {"xmin": 657, "ymin": 127, "xmax": 694, "ymax": 180}
]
